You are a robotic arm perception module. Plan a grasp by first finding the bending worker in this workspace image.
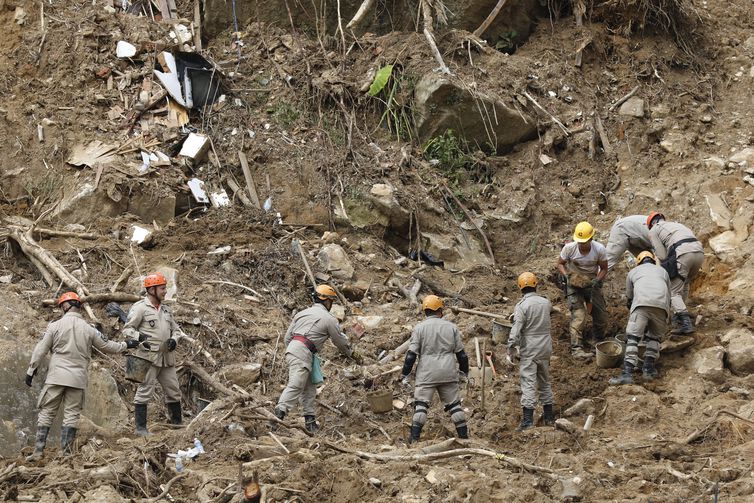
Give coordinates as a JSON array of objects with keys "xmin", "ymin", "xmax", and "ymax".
[
  {"xmin": 401, "ymin": 295, "xmax": 469, "ymax": 443},
  {"xmin": 273, "ymin": 285, "xmax": 362, "ymax": 433},
  {"xmin": 610, "ymin": 251, "xmax": 671, "ymax": 385},
  {"xmin": 557, "ymin": 221, "xmax": 609, "ymax": 359},
  {"xmin": 647, "ymin": 212, "xmax": 703, "ymax": 334},
  {"xmin": 605, "ymin": 215, "xmax": 651, "ymax": 270},
  {"xmin": 124, "ymin": 272, "xmax": 184, "ymax": 436},
  {"xmin": 507, "ymin": 273, "xmax": 555, "ymax": 431},
  {"xmin": 25, "ymin": 292, "xmax": 140, "ymax": 460}
]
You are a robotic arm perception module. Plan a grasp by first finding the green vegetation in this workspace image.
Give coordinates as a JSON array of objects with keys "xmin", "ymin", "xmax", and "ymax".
[
  {"xmin": 423, "ymin": 129, "xmax": 477, "ymax": 184},
  {"xmin": 368, "ymin": 65, "xmax": 415, "ymax": 141}
]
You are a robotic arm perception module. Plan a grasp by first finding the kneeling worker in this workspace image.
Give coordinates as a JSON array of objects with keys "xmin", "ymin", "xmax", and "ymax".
[
  {"xmin": 401, "ymin": 295, "xmax": 469, "ymax": 443},
  {"xmin": 507, "ymin": 273, "xmax": 555, "ymax": 431},
  {"xmin": 610, "ymin": 251, "xmax": 671, "ymax": 385}
]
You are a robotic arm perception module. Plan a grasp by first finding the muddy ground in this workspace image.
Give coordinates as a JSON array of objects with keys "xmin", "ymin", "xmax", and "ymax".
[{"xmin": 1, "ymin": 0, "xmax": 754, "ymax": 501}]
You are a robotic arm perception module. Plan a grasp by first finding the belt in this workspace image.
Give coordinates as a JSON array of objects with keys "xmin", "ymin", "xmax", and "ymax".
[{"xmin": 292, "ymin": 335, "xmax": 317, "ymax": 353}]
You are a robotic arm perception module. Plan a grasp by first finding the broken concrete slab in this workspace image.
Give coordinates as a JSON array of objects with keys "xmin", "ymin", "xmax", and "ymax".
[
  {"xmin": 618, "ymin": 97, "xmax": 645, "ymax": 118},
  {"xmin": 317, "ymin": 243, "xmax": 355, "ymax": 280}
]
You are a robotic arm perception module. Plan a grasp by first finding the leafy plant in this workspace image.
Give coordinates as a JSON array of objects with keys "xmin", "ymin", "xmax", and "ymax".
[
  {"xmin": 423, "ymin": 129, "xmax": 477, "ymax": 184},
  {"xmin": 368, "ymin": 65, "xmax": 415, "ymax": 141},
  {"xmin": 368, "ymin": 65, "xmax": 394, "ymax": 96},
  {"xmin": 270, "ymin": 101, "xmax": 299, "ymax": 129}
]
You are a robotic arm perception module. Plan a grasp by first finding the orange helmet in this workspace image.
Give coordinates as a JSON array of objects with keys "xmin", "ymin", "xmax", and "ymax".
[
  {"xmin": 144, "ymin": 272, "xmax": 167, "ymax": 288},
  {"xmin": 57, "ymin": 292, "xmax": 81, "ymax": 306},
  {"xmin": 647, "ymin": 212, "xmax": 665, "ymax": 229},
  {"xmin": 314, "ymin": 284, "xmax": 337, "ymax": 301},
  {"xmin": 422, "ymin": 295, "xmax": 444, "ymax": 312},
  {"xmin": 517, "ymin": 272, "xmax": 538, "ymax": 290}
]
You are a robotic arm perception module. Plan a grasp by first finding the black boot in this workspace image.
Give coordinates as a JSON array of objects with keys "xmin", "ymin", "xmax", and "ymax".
[
  {"xmin": 304, "ymin": 415, "xmax": 319, "ymax": 433},
  {"xmin": 167, "ymin": 402, "xmax": 182, "ymax": 425},
  {"xmin": 135, "ymin": 404, "xmax": 150, "ymax": 436},
  {"xmin": 543, "ymin": 404, "xmax": 555, "ymax": 426},
  {"xmin": 455, "ymin": 424, "xmax": 469, "ymax": 439},
  {"xmin": 642, "ymin": 356, "xmax": 658, "ymax": 381},
  {"xmin": 61, "ymin": 426, "xmax": 77, "ymax": 456},
  {"xmin": 675, "ymin": 313, "xmax": 695, "ymax": 335},
  {"xmin": 409, "ymin": 423, "xmax": 423, "ymax": 443},
  {"xmin": 516, "ymin": 407, "xmax": 534, "ymax": 431},
  {"xmin": 26, "ymin": 426, "xmax": 49, "ymax": 461},
  {"xmin": 269, "ymin": 408, "xmax": 286, "ymax": 431},
  {"xmin": 609, "ymin": 361, "xmax": 635, "ymax": 385},
  {"xmin": 670, "ymin": 313, "xmax": 682, "ymax": 334}
]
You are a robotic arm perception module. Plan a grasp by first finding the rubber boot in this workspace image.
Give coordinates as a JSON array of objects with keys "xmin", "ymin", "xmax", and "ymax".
[
  {"xmin": 408, "ymin": 423, "xmax": 423, "ymax": 444},
  {"xmin": 516, "ymin": 407, "xmax": 534, "ymax": 431},
  {"xmin": 642, "ymin": 356, "xmax": 658, "ymax": 381},
  {"xmin": 304, "ymin": 415, "xmax": 319, "ymax": 433},
  {"xmin": 676, "ymin": 313, "xmax": 695, "ymax": 335},
  {"xmin": 543, "ymin": 404, "xmax": 555, "ymax": 426},
  {"xmin": 609, "ymin": 361, "xmax": 635, "ymax": 385},
  {"xmin": 26, "ymin": 426, "xmax": 49, "ymax": 461},
  {"xmin": 455, "ymin": 425, "xmax": 469, "ymax": 439},
  {"xmin": 61, "ymin": 426, "xmax": 77, "ymax": 456},
  {"xmin": 670, "ymin": 313, "xmax": 682, "ymax": 334},
  {"xmin": 135, "ymin": 403, "xmax": 150, "ymax": 436},
  {"xmin": 167, "ymin": 402, "xmax": 182, "ymax": 425}
]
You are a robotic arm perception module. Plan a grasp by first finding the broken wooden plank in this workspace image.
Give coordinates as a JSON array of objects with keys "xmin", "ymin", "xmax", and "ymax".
[{"xmin": 238, "ymin": 152, "xmax": 262, "ymax": 209}]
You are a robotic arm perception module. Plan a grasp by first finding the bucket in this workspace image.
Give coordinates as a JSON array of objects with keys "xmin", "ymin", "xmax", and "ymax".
[
  {"xmin": 491, "ymin": 321, "xmax": 510, "ymax": 345},
  {"xmin": 125, "ymin": 354, "xmax": 152, "ymax": 383},
  {"xmin": 614, "ymin": 333, "xmax": 627, "ymax": 357},
  {"xmin": 366, "ymin": 389, "xmax": 393, "ymax": 413},
  {"xmin": 595, "ymin": 341, "xmax": 623, "ymax": 368}
]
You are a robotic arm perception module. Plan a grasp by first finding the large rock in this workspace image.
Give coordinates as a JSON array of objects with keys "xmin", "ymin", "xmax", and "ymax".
[
  {"xmin": 705, "ymin": 194, "xmax": 732, "ymax": 229},
  {"xmin": 618, "ymin": 97, "xmax": 645, "ymax": 118},
  {"xmin": 317, "ymin": 244, "xmax": 355, "ymax": 280},
  {"xmin": 367, "ymin": 183, "xmax": 410, "ymax": 229},
  {"xmin": 414, "ymin": 73, "xmax": 536, "ymax": 153},
  {"xmin": 83, "ymin": 367, "xmax": 130, "ymax": 426},
  {"xmin": 730, "ymin": 147, "xmax": 754, "ymax": 169},
  {"xmin": 214, "ymin": 363, "xmax": 262, "ymax": 389},
  {"xmin": 423, "ymin": 231, "xmax": 493, "ymax": 269},
  {"xmin": 689, "ymin": 346, "xmax": 725, "ymax": 381},
  {"xmin": 721, "ymin": 328, "xmax": 754, "ymax": 374}
]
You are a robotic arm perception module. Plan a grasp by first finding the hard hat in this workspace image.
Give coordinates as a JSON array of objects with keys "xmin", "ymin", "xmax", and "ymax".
[
  {"xmin": 57, "ymin": 292, "xmax": 81, "ymax": 306},
  {"xmin": 314, "ymin": 284, "xmax": 338, "ymax": 301},
  {"xmin": 646, "ymin": 212, "xmax": 665, "ymax": 229},
  {"xmin": 573, "ymin": 221, "xmax": 595, "ymax": 243},
  {"xmin": 636, "ymin": 251, "xmax": 656, "ymax": 264},
  {"xmin": 144, "ymin": 272, "xmax": 167, "ymax": 288},
  {"xmin": 517, "ymin": 272, "xmax": 538, "ymax": 290},
  {"xmin": 421, "ymin": 295, "xmax": 444, "ymax": 312}
]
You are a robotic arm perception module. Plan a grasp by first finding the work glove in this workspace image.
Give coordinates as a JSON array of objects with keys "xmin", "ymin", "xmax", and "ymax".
[
  {"xmin": 458, "ymin": 371, "xmax": 468, "ymax": 384},
  {"xmin": 126, "ymin": 339, "xmax": 140, "ymax": 349},
  {"xmin": 166, "ymin": 338, "xmax": 177, "ymax": 351},
  {"xmin": 25, "ymin": 373, "xmax": 33, "ymax": 387},
  {"xmin": 590, "ymin": 278, "xmax": 603, "ymax": 289},
  {"xmin": 350, "ymin": 351, "xmax": 364, "ymax": 365}
]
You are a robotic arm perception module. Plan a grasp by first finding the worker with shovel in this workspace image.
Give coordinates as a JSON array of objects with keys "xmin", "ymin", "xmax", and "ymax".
[
  {"xmin": 400, "ymin": 295, "xmax": 470, "ymax": 443},
  {"xmin": 610, "ymin": 251, "xmax": 671, "ymax": 385},
  {"xmin": 557, "ymin": 221, "xmax": 609, "ymax": 359},
  {"xmin": 507, "ymin": 273, "xmax": 555, "ymax": 431},
  {"xmin": 25, "ymin": 292, "xmax": 141, "ymax": 461},
  {"xmin": 605, "ymin": 215, "xmax": 652, "ymax": 271},
  {"xmin": 124, "ymin": 272, "xmax": 184, "ymax": 436},
  {"xmin": 273, "ymin": 284, "xmax": 362, "ymax": 433}
]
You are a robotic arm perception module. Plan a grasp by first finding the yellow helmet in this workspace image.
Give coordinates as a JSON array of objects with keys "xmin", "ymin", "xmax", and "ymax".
[
  {"xmin": 636, "ymin": 251, "xmax": 656, "ymax": 264},
  {"xmin": 314, "ymin": 284, "xmax": 338, "ymax": 301},
  {"xmin": 422, "ymin": 295, "xmax": 444, "ymax": 312},
  {"xmin": 517, "ymin": 272, "xmax": 538, "ymax": 290},
  {"xmin": 573, "ymin": 221, "xmax": 595, "ymax": 243}
]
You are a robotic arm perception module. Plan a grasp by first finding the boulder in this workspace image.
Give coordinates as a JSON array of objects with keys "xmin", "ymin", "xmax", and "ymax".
[
  {"xmin": 709, "ymin": 231, "xmax": 740, "ymax": 260},
  {"xmin": 317, "ymin": 244, "xmax": 355, "ymax": 280},
  {"xmin": 618, "ymin": 97, "xmax": 645, "ymax": 118},
  {"xmin": 414, "ymin": 73, "xmax": 536, "ymax": 153},
  {"xmin": 83, "ymin": 367, "xmax": 130, "ymax": 426},
  {"xmin": 214, "ymin": 363, "xmax": 262, "ymax": 388},
  {"xmin": 423, "ymin": 231, "xmax": 493, "ymax": 269},
  {"xmin": 721, "ymin": 328, "xmax": 754, "ymax": 374},
  {"xmin": 704, "ymin": 194, "xmax": 732, "ymax": 230},
  {"xmin": 689, "ymin": 346, "xmax": 725, "ymax": 381},
  {"xmin": 367, "ymin": 183, "xmax": 410, "ymax": 229},
  {"xmin": 730, "ymin": 147, "xmax": 754, "ymax": 170}
]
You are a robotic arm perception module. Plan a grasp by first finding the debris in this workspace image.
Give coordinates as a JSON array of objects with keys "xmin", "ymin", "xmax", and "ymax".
[
  {"xmin": 705, "ymin": 194, "xmax": 732, "ymax": 229},
  {"xmin": 618, "ymin": 96, "xmax": 645, "ymax": 118},
  {"xmin": 187, "ymin": 178, "xmax": 210, "ymax": 204},
  {"xmin": 67, "ymin": 141, "xmax": 117, "ymax": 168},
  {"xmin": 539, "ymin": 154, "xmax": 554, "ymax": 165},
  {"xmin": 425, "ymin": 469, "xmax": 439, "ymax": 484},
  {"xmin": 215, "ymin": 363, "xmax": 262, "ymax": 388},
  {"xmin": 317, "ymin": 244, "xmax": 355, "ymax": 280},
  {"xmin": 0, "ymin": 274, "xmax": 12, "ymax": 284},
  {"xmin": 689, "ymin": 346, "xmax": 725, "ymax": 381},
  {"xmin": 555, "ymin": 418, "xmax": 577, "ymax": 434},
  {"xmin": 154, "ymin": 51, "xmax": 222, "ymax": 109},
  {"xmin": 238, "ymin": 152, "xmax": 262, "ymax": 208},
  {"xmin": 368, "ymin": 477, "xmax": 382, "ymax": 487},
  {"xmin": 608, "ymin": 85, "xmax": 640, "ymax": 111},
  {"xmin": 180, "ymin": 133, "xmax": 211, "ymax": 162},
  {"xmin": 131, "ymin": 225, "xmax": 152, "ymax": 244},
  {"xmin": 116, "ymin": 41, "xmax": 137, "ymax": 58},
  {"xmin": 14, "ymin": 7, "xmax": 26, "ymax": 25}
]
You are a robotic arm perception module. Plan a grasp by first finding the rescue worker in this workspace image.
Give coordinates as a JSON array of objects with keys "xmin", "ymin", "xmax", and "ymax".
[
  {"xmin": 400, "ymin": 295, "xmax": 470, "ymax": 443},
  {"xmin": 557, "ymin": 221, "xmax": 609, "ymax": 359},
  {"xmin": 507, "ymin": 273, "xmax": 554, "ymax": 431},
  {"xmin": 647, "ymin": 212, "xmax": 704, "ymax": 334},
  {"xmin": 273, "ymin": 284, "xmax": 362, "ymax": 433},
  {"xmin": 605, "ymin": 215, "xmax": 652, "ymax": 270},
  {"xmin": 25, "ymin": 292, "xmax": 140, "ymax": 460},
  {"xmin": 610, "ymin": 251, "xmax": 671, "ymax": 384},
  {"xmin": 124, "ymin": 272, "xmax": 184, "ymax": 436}
]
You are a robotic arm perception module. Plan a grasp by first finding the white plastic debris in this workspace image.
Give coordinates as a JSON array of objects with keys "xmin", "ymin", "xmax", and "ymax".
[
  {"xmin": 263, "ymin": 197, "xmax": 273, "ymax": 212},
  {"xmin": 116, "ymin": 41, "xmax": 137, "ymax": 58},
  {"xmin": 179, "ymin": 133, "xmax": 211, "ymax": 161},
  {"xmin": 208, "ymin": 245, "xmax": 232, "ymax": 255},
  {"xmin": 187, "ymin": 178, "xmax": 210, "ymax": 204},
  {"xmin": 210, "ymin": 190, "xmax": 231, "ymax": 207},
  {"xmin": 131, "ymin": 226, "xmax": 152, "ymax": 244}
]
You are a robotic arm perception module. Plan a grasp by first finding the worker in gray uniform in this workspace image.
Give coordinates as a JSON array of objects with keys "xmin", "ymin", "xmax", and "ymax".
[
  {"xmin": 605, "ymin": 215, "xmax": 652, "ymax": 270},
  {"xmin": 647, "ymin": 212, "xmax": 704, "ymax": 334},
  {"xmin": 273, "ymin": 284, "xmax": 362, "ymax": 433},
  {"xmin": 610, "ymin": 251, "xmax": 671, "ymax": 385},
  {"xmin": 400, "ymin": 295, "xmax": 470, "ymax": 443},
  {"xmin": 123, "ymin": 272, "xmax": 184, "ymax": 436},
  {"xmin": 25, "ymin": 292, "xmax": 139, "ymax": 460},
  {"xmin": 507, "ymin": 272, "xmax": 555, "ymax": 431}
]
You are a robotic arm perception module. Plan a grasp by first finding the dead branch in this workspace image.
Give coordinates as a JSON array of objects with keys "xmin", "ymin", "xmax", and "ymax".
[
  {"xmin": 181, "ymin": 361, "xmax": 236, "ymax": 397},
  {"xmin": 111, "ymin": 266, "xmax": 134, "ymax": 293},
  {"xmin": 420, "ymin": 0, "xmax": 451, "ymax": 75},
  {"xmin": 451, "ymin": 306, "xmax": 511, "ymax": 323},
  {"xmin": 345, "ymin": 0, "xmax": 375, "ymax": 29},
  {"xmin": 473, "ymin": 0, "xmax": 509, "ymax": 38},
  {"xmin": 292, "ymin": 239, "xmax": 317, "ymax": 288},
  {"xmin": 522, "ymin": 91, "xmax": 570, "ymax": 136},
  {"xmin": 42, "ymin": 292, "xmax": 141, "ymax": 306},
  {"xmin": 609, "ymin": 85, "xmax": 640, "ymax": 112},
  {"xmin": 442, "ymin": 186, "xmax": 495, "ymax": 265},
  {"xmin": 389, "ymin": 278, "xmax": 421, "ymax": 308},
  {"xmin": 147, "ymin": 472, "xmax": 188, "ymax": 502},
  {"xmin": 177, "ymin": 334, "xmax": 218, "ymax": 366},
  {"xmin": 682, "ymin": 410, "xmax": 754, "ymax": 445},
  {"xmin": 205, "ymin": 280, "xmax": 263, "ymax": 300},
  {"xmin": 33, "ymin": 228, "xmax": 99, "ymax": 240},
  {"xmin": 594, "ymin": 115, "xmax": 613, "ymax": 156}
]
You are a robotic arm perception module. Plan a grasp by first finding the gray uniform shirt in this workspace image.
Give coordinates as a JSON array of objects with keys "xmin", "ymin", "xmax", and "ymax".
[
  {"xmin": 27, "ymin": 312, "xmax": 127, "ymax": 389},
  {"xmin": 508, "ymin": 293, "xmax": 552, "ymax": 360},
  {"xmin": 649, "ymin": 221, "xmax": 703, "ymax": 261},
  {"xmin": 607, "ymin": 215, "xmax": 652, "ymax": 269},
  {"xmin": 284, "ymin": 303, "xmax": 353, "ymax": 369},
  {"xmin": 408, "ymin": 316, "xmax": 464, "ymax": 385},
  {"xmin": 626, "ymin": 263, "xmax": 671, "ymax": 315}
]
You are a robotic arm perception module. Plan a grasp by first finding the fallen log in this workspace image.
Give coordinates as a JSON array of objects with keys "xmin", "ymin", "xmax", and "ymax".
[
  {"xmin": 451, "ymin": 306, "xmax": 512, "ymax": 324},
  {"xmin": 42, "ymin": 292, "xmax": 141, "ymax": 306},
  {"xmin": 33, "ymin": 228, "xmax": 99, "ymax": 240}
]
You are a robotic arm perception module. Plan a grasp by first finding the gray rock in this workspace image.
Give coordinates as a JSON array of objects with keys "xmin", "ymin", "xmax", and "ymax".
[
  {"xmin": 83, "ymin": 485, "xmax": 127, "ymax": 503},
  {"xmin": 318, "ymin": 243, "xmax": 354, "ymax": 280},
  {"xmin": 721, "ymin": 328, "xmax": 754, "ymax": 374},
  {"xmin": 689, "ymin": 346, "xmax": 725, "ymax": 381},
  {"xmin": 705, "ymin": 194, "xmax": 732, "ymax": 229},
  {"xmin": 730, "ymin": 147, "xmax": 754, "ymax": 168},
  {"xmin": 214, "ymin": 363, "xmax": 262, "ymax": 388},
  {"xmin": 618, "ymin": 96, "xmax": 645, "ymax": 118}
]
